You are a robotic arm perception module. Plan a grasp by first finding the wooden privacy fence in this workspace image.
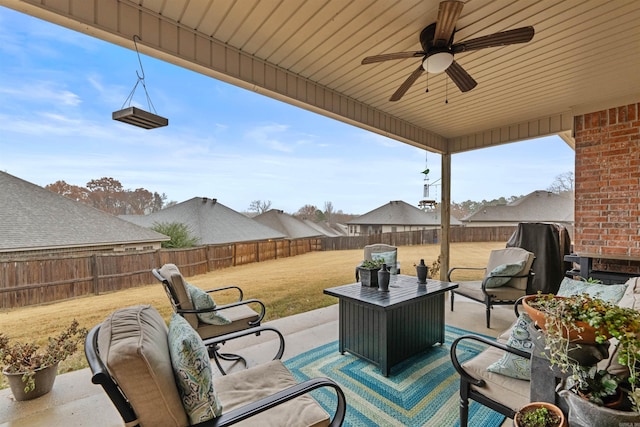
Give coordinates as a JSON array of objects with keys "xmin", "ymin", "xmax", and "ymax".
[
  {"xmin": 321, "ymin": 226, "xmax": 516, "ymax": 251},
  {"xmin": 0, "ymin": 226, "xmax": 515, "ymax": 309},
  {"xmin": 0, "ymin": 238, "xmax": 322, "ymax": 310}
]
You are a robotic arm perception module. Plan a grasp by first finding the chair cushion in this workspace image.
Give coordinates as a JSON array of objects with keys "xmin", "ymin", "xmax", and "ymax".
[
  {"xmin": 185, "ymin": 283, "xmax": 232, "ymax": 326},
  {"xmin": 168, "ymin": 313, "xmax": 223, "ymax": 424},
  {"xmin": 194, "ymin": 304, "xmax": 260, "ymax": 338},
  {"xmin": 619, "ymin": 277, "xmax": 640, "ymax": 309},
  {"xmin": 485, "ymin": 261, "xmax": 526, "ymax": 288},
  {"xmin": 372, "ymin": 250, "xmax": 398, "ymax": 275},
  {"xmin": 455, "ymin": 281, "xmax": 525, "ymax": 302},
  {"xmin": 214, "ymin": 359, "xmax": 330, "ymax": 427},
  {"xmin": 487, "ymin": 313, "xmax": 533, "ymax": 379},
  {"xmin": 485, "ymin": 248, "xmax": 534, "ymax": 291},
  {"xmin": 463, "ymin": 346, "xmax": 530, "ymax": 412},
  {"xmin": 159, "ymin": 264, "xmax": 199, "ymax": 328},
  {"xmin": 97, "ymin": 305, "xmax": 188, "ymax": 427},
  {"xmin": 557, "ymin": 277, "xmax": 628, "ymax": 304}
]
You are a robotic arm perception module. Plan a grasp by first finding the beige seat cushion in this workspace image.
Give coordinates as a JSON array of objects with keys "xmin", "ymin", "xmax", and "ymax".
[
  {"xmin": 462, "ymin": 346, "xmax": 530, "ymax": 412},
  {"xmin": 618, "ymin": 277, "xmax": 640, "ymax": 309},
  {"xmin": 214, "ymin": 359, "xmax": 330, "ymax": 427},
  {"xmin": 159, "ymin": 264, "xmax": 199, "ymax": 328},
  {"xmin": 98, "ymin": 305, "xmax": 188, "ymax": 427},
  {"xmin": 455, "ymin": 281, "xmax": 527, "ymax": 301},
  {"xmin": 158, "ymin": 263, "xmax": 260, "ymax": 334},
  {"xmin": 195, "ymin": 304, "xmax": 260, "ymax": 338},
  {"xmin": 485, "ymin": 248, "xmax": 535, "ymax": 291}
]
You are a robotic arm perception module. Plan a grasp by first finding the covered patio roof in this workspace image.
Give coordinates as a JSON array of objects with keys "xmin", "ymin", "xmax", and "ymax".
[
  {"xmin": 3, "ymin": 0, "xmax": 638, "ymax": 153},
  {"xmin": 2, "ymin": 0, "xmax": 639, "ymax": 274}
]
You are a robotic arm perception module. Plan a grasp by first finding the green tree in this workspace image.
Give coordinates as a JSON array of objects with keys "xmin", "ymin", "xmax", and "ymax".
[{"xmin": 151, "ymin": 222, "xmax": 199, "ymax": 248}]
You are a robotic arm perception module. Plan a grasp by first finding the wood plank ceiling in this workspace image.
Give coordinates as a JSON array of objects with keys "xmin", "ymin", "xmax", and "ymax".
[{"xmin": 3, "ymin": 0, "xmax": 640, "ymax": 154}]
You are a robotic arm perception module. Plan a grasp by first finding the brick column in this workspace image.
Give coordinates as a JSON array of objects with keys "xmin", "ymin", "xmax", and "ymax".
[{"xmin": 573, "ymin": 102, "xmax": 640, "ymax": 275}]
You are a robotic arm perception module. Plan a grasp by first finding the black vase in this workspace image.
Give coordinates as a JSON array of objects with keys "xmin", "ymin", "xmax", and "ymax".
[
  {"xmin": 416, "ymin": 259, "xmax": 428, "ymax": 284},
  {"xmin": 378, "ymin": 264, "xmax": 390, "ymax": 291}
]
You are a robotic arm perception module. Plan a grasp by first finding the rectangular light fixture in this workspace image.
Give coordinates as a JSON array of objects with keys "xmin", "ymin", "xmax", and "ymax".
[{"xmin": 112, "ymin": 106, "xmax": 168, "ymax": 129}]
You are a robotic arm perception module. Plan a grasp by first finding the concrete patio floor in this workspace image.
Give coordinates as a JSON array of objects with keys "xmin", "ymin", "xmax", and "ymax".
[{"xmin": 0, "ymin": 294, "xmax": 516, "ymax": 426}]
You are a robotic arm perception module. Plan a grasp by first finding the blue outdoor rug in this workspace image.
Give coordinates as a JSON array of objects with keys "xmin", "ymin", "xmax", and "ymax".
[{"xmin": 284, "ymin": 325, "xmax": 505, "ymax": 427}]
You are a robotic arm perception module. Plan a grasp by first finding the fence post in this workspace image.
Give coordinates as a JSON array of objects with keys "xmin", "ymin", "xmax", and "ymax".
[{"xmin": 91, "ymin": 254, "xmax": 100, "ymax": 295}]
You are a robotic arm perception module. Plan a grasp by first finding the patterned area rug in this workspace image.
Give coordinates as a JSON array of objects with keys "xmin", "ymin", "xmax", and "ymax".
[{"xmin": 284, "ymin": 325, "xmax": 505, "ymax": 427}]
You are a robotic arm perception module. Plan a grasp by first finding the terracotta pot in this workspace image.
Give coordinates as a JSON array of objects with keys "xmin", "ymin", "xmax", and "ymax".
[
  {"xmin": 522, "ymin": 295, "xmax": 611, "ymax": 344},
  {"xmin": 514, "ymin": 401, "xmax": 567, "ymax": 427},
  {"xmin": 3, "ymin": 362, "xmax": 58, "ymax": 401}
]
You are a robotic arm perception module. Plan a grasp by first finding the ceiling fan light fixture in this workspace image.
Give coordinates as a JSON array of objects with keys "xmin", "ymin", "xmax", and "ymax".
[{"xmin": 422, "ymin": 51, "xmax": 454, "ymax": 74}]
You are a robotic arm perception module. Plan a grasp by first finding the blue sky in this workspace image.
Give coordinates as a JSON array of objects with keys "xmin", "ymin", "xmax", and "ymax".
[{"xmin": 0, "ymin": 7, "xmax": 574, "ymax": 215}]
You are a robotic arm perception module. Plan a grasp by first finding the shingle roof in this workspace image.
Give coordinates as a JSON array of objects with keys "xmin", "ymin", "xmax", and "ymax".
[
  {"xmin": 462, "ymin": 191, "xmax": 574, "ymax": 223},
  {"xmin": 302, "ymin": 220, "xmax": 346, "ymax": 237},
  {"xmin": 347, "ymin": 200, "xmax": 462, "ymax": 226},
  {"xmin": 0, "ymin": 171, "xmax": 168, "ymax": 252},
  {"xmin": 120, "ymin": 197, "xmax": 285, "ymax": 244},
  {"xmin": 253, "ymin": 210, "xmax": 323, "ymax": 239}
]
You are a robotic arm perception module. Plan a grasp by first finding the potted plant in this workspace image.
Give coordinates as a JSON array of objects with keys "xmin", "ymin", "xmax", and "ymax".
[
  {"xmin": 0, "ymin": 319, "xmax": 87, "ymax": 401},
  {"xmin": 358, "ymin": 258, "xmax": 384, "ymax": 287},
  {"xmin": 522, "ymin": 293, "xmax": 640, "ymax": 414},
  {"xmin": 573, "ymin": 367, "xmax": 623, "ymax": 408},
  {"xmin": 514, "ymin": 401, "xmax": 566, "ymax": 427}
]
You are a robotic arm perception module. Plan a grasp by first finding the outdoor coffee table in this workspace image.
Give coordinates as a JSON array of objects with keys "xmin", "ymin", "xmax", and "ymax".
[{"xmin": 323, "ymin": 275, "xmax": 458, "ymax": 376}]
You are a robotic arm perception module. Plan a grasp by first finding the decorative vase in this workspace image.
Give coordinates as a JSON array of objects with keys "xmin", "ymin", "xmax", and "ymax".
[
  {"xmin": 514, "ymin": 401, "xmax": 566, "ymax": 427},
  {"xmin": 378, "ymin": 264, "xmax": 390, "ymax": 291},
  {"xmin": 416, "ymin": 259, "xmax": 428, "ymax": 284},
  {"xmin": 4, "ymin": 362, "xmax": 59, "ymax": 401},
  {"xmin": 358, "ymin": 267, "xmax": 379, "ymax": 287},
  {"xmin": 559, "ymin": 389, "xmax": 640, "ymax": 427}
]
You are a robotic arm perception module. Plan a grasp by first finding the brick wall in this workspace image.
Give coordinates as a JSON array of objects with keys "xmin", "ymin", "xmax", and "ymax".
[{"xmin": 573, "ymin": 102, "xmax": 640, "ymax": 275}]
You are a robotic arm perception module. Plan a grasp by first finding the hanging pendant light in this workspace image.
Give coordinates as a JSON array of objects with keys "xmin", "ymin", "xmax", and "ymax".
[{"xmin": 112, "ymin": 35, "xmax": 168, "ymax": 129}]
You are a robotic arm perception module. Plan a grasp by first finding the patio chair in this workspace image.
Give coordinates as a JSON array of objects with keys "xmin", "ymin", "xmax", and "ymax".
[
  {"xmin": 450, "ymin": 298, "xmax": 532, "ymax": 427},
  {"xmin": 448, "ymin": 247, "xmax": 535, "ymax": 328},
  {"xmin": 355, "ymin": 244, "xmax": 400, "ymax": 280},
  {"xmin": 85, "ymin": 304, "xmax": 346, "ymax": 427},
  {"xmin": 153, "ymin": 263, "xmax": 269, "ymax": 374}
]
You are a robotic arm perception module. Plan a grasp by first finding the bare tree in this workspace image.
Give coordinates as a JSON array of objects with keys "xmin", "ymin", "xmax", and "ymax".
[
  {"xmin": 323, "ymin": 201, "xmax": 334, "ymax": 222},
  {"xmin": 295, "ymin": 204, "xmax": 317, "ymax": 220},
  {"xmin": 547, "ymin": 171, "xmax": 575, "ymax": 194},
  {"xmin": 248, "ymin": 200, "xmax": 272, "ymax": 214}
]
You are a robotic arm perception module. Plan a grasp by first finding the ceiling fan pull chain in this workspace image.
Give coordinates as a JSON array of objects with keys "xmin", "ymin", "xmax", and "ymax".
[
  {"xmin": 425, "ymin": 72, "xmax": 429, "ymax": 93},
  {"xmin": 445, "ymin": 77, "xmax": 449, "ymax": 104}
]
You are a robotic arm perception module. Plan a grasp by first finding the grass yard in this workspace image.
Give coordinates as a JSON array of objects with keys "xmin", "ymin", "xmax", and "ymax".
[{"xmin": 0, "ymin": 241, "xmax": 503, "ymax": 384}]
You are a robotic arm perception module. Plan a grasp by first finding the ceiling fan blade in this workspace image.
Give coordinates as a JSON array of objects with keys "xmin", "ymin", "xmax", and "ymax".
[
  {"xmin": 361, "ymin": 51, "xmax": 424, "ymax": 65},
  {"xmin": 452, "ymin": 26, "xmax": 535, "ymax": 53},
  {"xmin": 434, "ymin": 1, "xmax": 464, "ymax": 47},
  {"xmin": 390, "ymin": 65, "xmax": 424, "ymax": 101},
  {"xmin": 445, "ymin": 61, "xmax": 477, "ymax": 93}
]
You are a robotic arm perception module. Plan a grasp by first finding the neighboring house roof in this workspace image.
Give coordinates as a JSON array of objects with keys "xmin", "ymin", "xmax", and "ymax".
[
  {"xmin": 462, "ymin": 190, "xmax": 574, "ymax": 223},
  {"xmin": 120, "ymin": 197, "xmax": 285, "ymax": 244},
  {"xmin": 302, "ymin": 220, "xmax": 347, "ymax": 237},
  {"xmin": 253, "ymin": 209, "xmax": 323, "ymax": 239},
  {"xmin": 347, "ymin": 200, "xmax": 463, "ymax": 226},
  {"xmin": 0, "ymin": 171, "xmax": 169, "ymax": 252}
]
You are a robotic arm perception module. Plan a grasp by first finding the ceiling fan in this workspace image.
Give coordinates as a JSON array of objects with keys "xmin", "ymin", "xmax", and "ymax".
[{"xmin": 361, "ymin": 0, "xmax": 534, "ymax": 101}]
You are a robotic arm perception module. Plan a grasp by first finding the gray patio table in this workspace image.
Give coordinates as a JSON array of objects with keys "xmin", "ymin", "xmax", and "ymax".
[{"xmin": 323, "ymin": 274, "xmax": 458, "ymax": 376}]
